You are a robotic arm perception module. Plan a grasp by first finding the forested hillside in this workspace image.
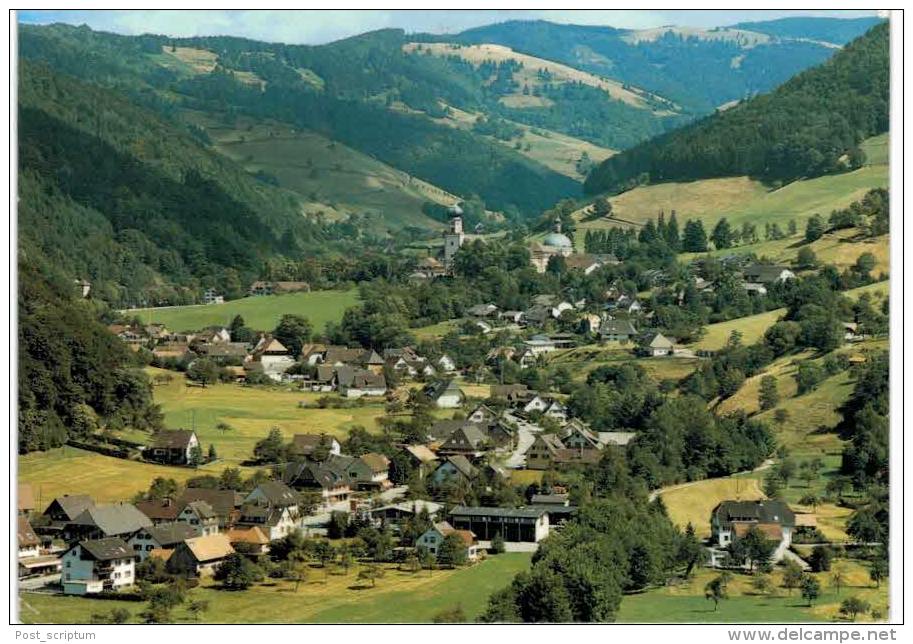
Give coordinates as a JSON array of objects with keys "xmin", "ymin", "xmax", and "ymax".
[
  {"xmin": 444, "ymin": 18, "xmax": 879, "ymax": 113},
  {"xmin": 18, "ymin": 61, "xmax": 352, "ymax": 306},
  {"xmin": 17, "ymin": 259, "xmax": 162, "ymax": 453},
  {"xmin": 584, "ymin": 23, "xmax": 888, "ymax": 195},
  {"xmin": 18, "ymin": 24, "xmax": 582, "ymax": 217}
]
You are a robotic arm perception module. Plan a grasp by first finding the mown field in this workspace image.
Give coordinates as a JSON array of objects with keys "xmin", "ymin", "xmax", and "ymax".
[
  {"xmin": 126, "ymin": 289, "xmax": 359, "ymax": 333},
  {"xmin": 19, "ymin": 553, "xmax": 532, "ymax": 624},
  {"xmin": 618, "ymin": 561, "xmax": 889, "ymax": 623}
]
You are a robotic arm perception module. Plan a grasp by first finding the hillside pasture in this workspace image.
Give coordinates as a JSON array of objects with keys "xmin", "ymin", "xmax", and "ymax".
[
  {"xmin": 689, "ymin": 308, "xmax": 786, "ymax": 352},
  {"xmin": 183, "ymin": 112, "xmax": 454, "ymax": 232},
  {"xmin": 19, "ymin": 553, "xmax": 532, "ymax": 624},
  {"xmin": 125, "ymin": 289, "xmax": 359, "ymax": 333},
  {"xmin": 658, "ymin": 476, "xmax": 766, "ymax": 538},
  {"xmin": 618, "ymin": 561, "xmax": 888, "ymax": 623}
]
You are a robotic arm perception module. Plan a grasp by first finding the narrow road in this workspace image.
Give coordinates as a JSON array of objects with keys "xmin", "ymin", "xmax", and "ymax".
[{"xmin": 502, "ymin": 411, "xmax": 543, "ymax": 469}]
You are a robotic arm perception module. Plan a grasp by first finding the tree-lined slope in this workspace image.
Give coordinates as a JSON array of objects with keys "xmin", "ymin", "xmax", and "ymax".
[{"xmin": 585, "ymin": 23, "xmax": 889, "ymax": 194}]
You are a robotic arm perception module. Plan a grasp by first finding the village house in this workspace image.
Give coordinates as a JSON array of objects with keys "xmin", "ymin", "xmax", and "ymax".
[
  {"xmin": 179, "ymin": 488, "xmax": 242, "ymax": 528},
  {"xmin": 225, "ymin": 526, "xmax": 271, "ymax": 556},
  {"xmin": 195, "ymin": 342, "xmax": 251, "ymax": 365},
  {"xmin": 430, "ymin": 455, "xmax": 478, "ymax": 486},
  {"xmin": 467, "ymin": 403, "xmax": 498, "ymax": 424},
  {"xmin": 337, "ymin": 367, "xmax": 387, "ymax": 398},
  {"xmin": 146, "ymin": 429, "xmax": 199, "ymax": 465},
  {"xmin": 369, "ymin": 500, "xmax": 442, "ymax": 527},
  {"xmin": 449, "ymin": 506, "xmax": 550, "ymax": 544},
  {"xmin": 251, "ymin": 336, "xmax": 296, "ymax": 381},
  {"xmin": 202, "ymin": 288, "xmax": 224, "ymax": 305},
  {"xmin": 639, "ymin": 332, "xmax": 676, "ymax": 357},
  {"xmin": 401, "ymin": 444, "xmax": 439, "ymax": 479},
  {"xmin": 18, "ymin": 515, "xmax": 61, "ymax": 579},
  {"xmin": 599, "ymin": 318, "xmax": 638, "ymax": 342},
  {"xmin": 499, "ymin": 310, "xmax": 525, "ymax": 325},
  {"xmin": 742, "ymin": 264, "xmax": 797, "ymax": 285},
  {"xmin": 42, "ymin": 494, "xmax": 95, "ymax": 533},
  {"xmin": 416, "ymin": 521, "xmax": 479, "ymax": 560},
  {"xmin": 710, "ymin": 500, "xmax": 797, "ymax": 567},
  {"xmin": 128, "ymin": 522, "xmax": 200, "ymax": 561},
  {"xmin": 425, "ymin": 378, "xmax": 465, "ymax": 409},
  {"xmin": 288, "ymin": 433, "xmax": 341, "ymax": 460},
  {"xmin": 411, "ymin": 256, "xmax": 447, "ymax": 280},
  {"xmin": 65, "ymin": 503, "xmax": 153, "ymax": 542},
  {"xmin": 283, "ymin": 461, "xmax": 351, "ymax": 505},
  {"xmin": 523, "ymin": 335, "xmax": 558, "ymax": 355},
  {"xmin": 467, "ymin": 303, "xmax": 499, "ymax": 318},
  {"xmin": 61, "ymin": 537, "xmax": 135, "ymax": 595},
  {"xmin": 526, "ymin": 433, "xmax": 566, "ymax": 470},
  {"xmin": 438, "ymin": 423, "xmax": 490, "ymax": 458},
  {"xmin": 238, "ymin": 481, "xmax": 304, "ymax": 540},
  {"xmin": 343, "ymin": 453, "xmax": 392, "ymax": 490},
  {"xmin": 176, "ymin": 500, "xmax": 220, "ymax": 536},
  {"xmin": 167, "ymin": 533, "xmax": 235, "ymax": 577}
]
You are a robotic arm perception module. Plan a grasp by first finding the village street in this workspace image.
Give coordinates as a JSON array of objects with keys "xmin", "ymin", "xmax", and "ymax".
[{"xmin": 502, "ymin": 411, "xmax": 543, "ymax": 469}]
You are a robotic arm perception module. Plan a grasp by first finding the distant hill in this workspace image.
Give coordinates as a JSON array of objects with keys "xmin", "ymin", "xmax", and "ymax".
[
  {"xmin": 442, "ymin": 17, "xmax": 880, "ymax": 113},
  {"xmin": 584, "ymin": 23, "xmax": 889, "ymax": 195},
  {"xmin": 732, "ymin": 16, "xmax": 884, "ymax": 46},
  {"xmin": 18, "ymin": 24, "xmax": 583, "ymax": 218}
]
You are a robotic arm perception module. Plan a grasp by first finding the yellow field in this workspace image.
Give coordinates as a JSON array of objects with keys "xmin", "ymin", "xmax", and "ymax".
[
  {"xmin": 717, "ymin": 351, "xmax": 813, "ymax": 417},
  {"xmin": 17, "ymin": 447, "xmax": 221, "ymax": 504},
  {"xmin": 690, "ymin": 309, "xmax": 786, "ymax": 351},
  {"xmin": 659, "ymin": 477, "xmax": 766, "ymax": 537}
]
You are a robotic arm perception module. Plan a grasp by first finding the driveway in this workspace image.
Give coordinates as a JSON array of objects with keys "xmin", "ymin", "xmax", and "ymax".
[
  {"xmin": 19, "ymin": 574, "xmax": 60, "ymax": 592},
  {"xmin": 503, "ymin": 411, "xmax": 543, "ymax": 469}
]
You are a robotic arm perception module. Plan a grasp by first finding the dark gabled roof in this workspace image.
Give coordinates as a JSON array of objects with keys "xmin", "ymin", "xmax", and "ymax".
[
  {"xmin": 425, "ymin": 378, "xmax": 463, "ymax": 401},
  {"xmin": 449, "ymin": 505, "xmax": 548, "ymax": 519},
  {"xmin": 179, "ymin": 488, "xmax": 240, "ymax": 518},
  {"xmin": 713, "ymin": 500, "xmax": 796, "ymax": 527},
  {"xmin": 45, "ymin": 494, "xmax": 94, "ymax": 520},
  {"xmin": 441, "ymin": 423, "xmax": 488, "ymax": 450},
  {"xmin": 237, "ymin": 504, "xmax": 286, "ymax": 527},
  {"xmin": 428, "ymin": 419, "xmax": 466, "ymax": 441},
  {"xmin": 360, "ymin": 350, "xmax": 385, "ymax": 365},
  {"xmin": 151, "ymin": 429, "xmax": 196, "ymax": 450},
  {"xmin": 535, "ymin": 433, "xmax": 566, "ymax": 452},
  {"xmin": 70, "ymin": 504, "xmax": 152, "ymax": 536},
  {"xmin": 315, "ymin": 365, "xmax": 336, "ymax": 383},
  {"xmin": 283, "ymin": 461, "xmax": 348, "ymax": 490},
  {"xmin": 145, "ymin": 522, "xmax": 200, "ymax": 546},
  {"xmin": 351, "ymin": 370, "xmax": 386, "ymax": 389},
  {"xmin": 78, "ymin": 537, "xmax": 133, "ymax": 561},
  {"xmin": 250, "ymin": 480, "xmax": 301, "ymax": 507},
  {"xmin": 743, "ymin": 263, "xmax": 794, "ymax": 283},
  {"xmin": 438, "ymin": 455, "xmax": 478, "ymax": 480},
  {"xmin": 599, "ymin": 319, "xmax": 637, "ymax": 336},
  {"xmin": 135, "ymin": 498, "xmax": 181, "ymax": 521},
  {"xmin": 18, "ymin": 515, "xmax": 40, "ymax": 547},
  {"xmin": 323, "ymin": 454, "xmax": 357, "ymax": 478},
  {"xmin": 359, "ymin": 452, "xmax": 390, "ymax": 473}
]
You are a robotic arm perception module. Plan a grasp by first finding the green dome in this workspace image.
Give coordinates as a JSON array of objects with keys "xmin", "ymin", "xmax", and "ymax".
[{"xmin": 542, "ymin": 232, "xmax": 572, "ymax": 249}]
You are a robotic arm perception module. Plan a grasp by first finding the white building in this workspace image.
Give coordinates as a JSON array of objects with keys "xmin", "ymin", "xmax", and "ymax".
[
  {"xmin": 442, "ymin": 204, "xmax": 465, "ymax": 269},
  {"xmin": 61, "ymin": 538, "xmax": 135, "ymax": 595}
]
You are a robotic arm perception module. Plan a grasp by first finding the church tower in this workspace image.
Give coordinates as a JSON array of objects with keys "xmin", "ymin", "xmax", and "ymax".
[{"xmin": 443, "ymin": 203, "xmax": 465, "ymax": 268}]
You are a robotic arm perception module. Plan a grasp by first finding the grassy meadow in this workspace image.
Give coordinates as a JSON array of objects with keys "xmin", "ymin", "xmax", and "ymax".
[
  {"xmin": 689, "ymin": 308, "xmax": 786, "ymax": 352},
  {"xmin": 19, "ymin": 553, "xmax": 532, "ymax": 624},
  {"xmin": 126, "ymin": 289, "xmax": 359, "ymax": 333},
  {"xmin": 618, "ymin": 561, "xmax": 888, "ymax": 623},
  {"xmin": 574, "ymin": 134, "xmax": 889, "ymax": 244}
]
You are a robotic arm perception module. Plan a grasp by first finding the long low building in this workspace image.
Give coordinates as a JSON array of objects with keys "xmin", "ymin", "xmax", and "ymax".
[{"xmin": 449, "ymin": 506, "xmax": 550, "ymax": 543}]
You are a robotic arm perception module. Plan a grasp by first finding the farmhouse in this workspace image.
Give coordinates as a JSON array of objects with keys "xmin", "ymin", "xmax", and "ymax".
[
  {"xmin": 66, "ymin": 503, "xmax": 152, "ymax": 542},
  {"xmin": 743, "ymin": 264, "xmax": 797, "ymax": 284},
  {"xmin": 401, "ymin": 444, "xmax": 439, "ymax": 479},
  {"xmin": 18, "ymin": 515, "xmax": 60, "ymax": 579},
  {"xmin": 176, "ymin": 500, "xmax": 220, "ymax": 536},
  {"xmin": 146, "ymin": 429, "xmax": 199, "ymax": 465},
  {"xmin": 370, "ymin": 500, "xmax": 443, "ymax": 526},
  {"xmin": 599, "ymin": 319, "xmax": 637, "ymax": 342},
  {"xmin": 128, "ymin": 522, "xmax": 200, "ymax": 561},
  {"xmin": 225, "ymin": 526, "xmax": 271, "ymax": 556},
  {"xmin": 449, "ymin": 506, "xmax": 550, "ymax": 543},
  {"xmin": 42, "ymin": 494, "xmax": 95, "ymax": 532},
  {"xmin": 710, "ymin": 500, "xmax": 797, "ymax": 564},
  {"xmin": 438, "ymin": 423, "xmax": 489, "ymax": 457},
  {"xmin": 430, "ymin": 455, "xmax": 478, "ymax": 485},
  {"xmin": 283, "ymin": 461, "xmax": 351, "ymax": 504},
  {"xmin": 640, "ymin": 332, "xmax": 675, "ymax": 357},
  {"xmin": 337, "ymin": 367, "xmax": 387, "ymax": 397},
  {"xmin": 289, "ymin": 433, "xmax": 341, "ymax": 459},
  {"xmin": 251, "ymin": 335, "xmax": 296, "ymax": 381},
  {"xmin": 425, "ymin": 378, "xmax": 465, "ymax": 409},
  {"xmin": 167, "ymin": 533, "xmax": 235, "ymax": 577},
  {"xmin": 248, "ymin": 280, "xmax": 310, "ymax": 296},
  {"xmin": 416, "ymin": 521, "xmax": 478, "ymax": 560},
  {"xmin": 135, "ymin": 498, "xmax": 182, "ymax": 524},
  {"xmin": 179, "ymin": 488, "xmax": 242, "ymax": 528},
  {"xmin": 61, "ymin": 538, "xmax": 135, "ymax": 595}
]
